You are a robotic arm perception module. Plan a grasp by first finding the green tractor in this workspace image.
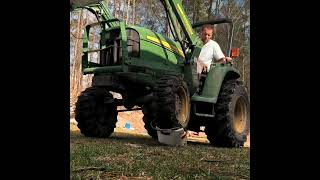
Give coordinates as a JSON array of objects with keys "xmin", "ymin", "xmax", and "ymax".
[{"xmin": 73, "ymin": 0, "xmax": 249, "ymax": 147}]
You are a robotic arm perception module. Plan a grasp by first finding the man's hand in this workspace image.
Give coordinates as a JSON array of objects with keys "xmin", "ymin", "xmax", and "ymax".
[
  {"xmin": 217, "ymin": 57, "xmax": 233, "ymax": 64},
  {"xmin": 197, "ymin": 60, "xmax": 208, "ymax": 74},
  {"xmin": 225, "ymin": 57, "xmax": 233, "ymax": 62}
]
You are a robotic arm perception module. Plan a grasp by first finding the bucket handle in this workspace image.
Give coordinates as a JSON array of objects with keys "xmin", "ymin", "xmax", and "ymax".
[{"xmin": 150, "ymin": 120, "xmax": 182, "ymax": 131}]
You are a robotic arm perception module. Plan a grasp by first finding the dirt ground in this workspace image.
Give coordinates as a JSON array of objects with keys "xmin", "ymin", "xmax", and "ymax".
[
  {"xmin": 116, "ymin": 110, "xmax": 147, "ymax": 134},
  {"xmin": 70, "ymin": 110, "xmax": 250, "ymax": 147}
]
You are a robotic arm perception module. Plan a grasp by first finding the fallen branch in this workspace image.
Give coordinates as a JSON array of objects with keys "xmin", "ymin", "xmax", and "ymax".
[
  {"xmin": 200, "ymin": 157, "xmax": 233, "ymax": 163},
  {"xmin": 72, "ymin": 166, "xmax": 107, "ymax": 172}
]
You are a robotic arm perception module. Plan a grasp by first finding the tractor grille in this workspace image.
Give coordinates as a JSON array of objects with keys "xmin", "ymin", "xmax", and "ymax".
[
  {"xmin": 100, "ymin": 28, "xmax": 140, "ymax": 66},
  {"xmin": 100, "ymin": 29, "xmax": 121, "ymax": 66},
  {"xmin": 127, "ymin": 28, "xmax": 140, "ymax": 58}
]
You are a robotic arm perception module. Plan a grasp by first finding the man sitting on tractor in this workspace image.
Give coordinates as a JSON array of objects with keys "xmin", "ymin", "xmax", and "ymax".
[{"xmin": 196, "ymin": 24, "xmax": 233, "ymax": 75}]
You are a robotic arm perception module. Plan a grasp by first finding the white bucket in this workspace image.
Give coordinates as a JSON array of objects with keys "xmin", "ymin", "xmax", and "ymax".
[{"xmin": 156, "ymin": 127, "xmax": 188, "ymax": 146}]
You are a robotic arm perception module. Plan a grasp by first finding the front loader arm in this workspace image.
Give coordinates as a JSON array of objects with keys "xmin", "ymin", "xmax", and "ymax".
[
  {"xmin": 72, "ymin": 1, "xmax": 118, "ymax": 28},
  {"xmin": 161, "ymin": 0, "xmax": 200, "ymax": 51}
]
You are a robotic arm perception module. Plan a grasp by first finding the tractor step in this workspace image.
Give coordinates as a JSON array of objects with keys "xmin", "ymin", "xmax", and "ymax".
[
  {"xmin": 192, "ymin": 98, "xmax": 215, "ymax": 118},
  {"xmin": 194, "ymin": 112, "xmax": 214, "ymax": 118}
]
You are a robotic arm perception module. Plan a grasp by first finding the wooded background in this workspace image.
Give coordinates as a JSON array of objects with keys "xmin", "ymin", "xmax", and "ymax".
[{"xmin": 70, "ymin": 0, "xmax": 250, "ymax": 117}]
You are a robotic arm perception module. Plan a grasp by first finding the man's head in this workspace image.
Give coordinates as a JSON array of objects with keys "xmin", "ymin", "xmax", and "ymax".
[{"xmin": 201, "ymin": 24, "xmax": 214, "ymax": 44}]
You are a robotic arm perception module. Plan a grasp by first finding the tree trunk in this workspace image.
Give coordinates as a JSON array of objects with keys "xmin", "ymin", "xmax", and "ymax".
[
  {"xmin": 70, "ymin": 9, "xmax": 85, "ymax": 117},
  {"xmin": 207, "ymin": 0, "xmax": 213, "ymax": 19},
  {"xmin": 114, "ymin": 0, "xmax": 117, "ymax": 17},
  {"xmin": 132, "ymin": 0, "xmax": 135, "ymax": 24},
  {"xmin": 166, "ymin": 17, "xmax": 172, "ymax": 38},
  {"xmin": 71, "ymin": 10, "xmax": 82, "ymax": 91},
  {"xmin": 242, "ymin": 57, "xmax": 246, "ymax": 82},
  {"xmin": 184, "ymin": 0, "xmax": 189, "ymax": 14},
  {"xmin": 72, "ymin": 10, "xmax": 85, "ymax": 97},
  {"xmin": 192, "ymin": 0, "xmax": 196, "ymax": 24},
  {"xmin": 122, "ymin": 0, "xmax": 126, "ymax": 21},
  {"xmin": 126, "ymin": 0, "xmax": 131, "ymax": 24},
  {"xmin": 118, "ymin": 0, "xmax": 121, "ymax": 18}
]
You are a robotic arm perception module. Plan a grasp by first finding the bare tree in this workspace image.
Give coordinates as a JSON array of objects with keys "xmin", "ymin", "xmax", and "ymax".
[
  {"xmin": 71, "ymin": 10, "xmax": 84, "ymax": 97},
  {"xmin": 192, "ymin": 0, "xmax": 197, "ymax": 24},
  {"xmin": 125, "ymin": 0, "xmax": 130, "ymax": 23},
  {"xmin": 117, "ymin": 0, "xmax": 121, "ymax": 18},
  {"xmin": 114, "ymin": 0, "xmax": 118, "ymax": 17},
  {"xmin": 134, "ymin": 0, "xmax": 140, "ymax": 24},
  {"xmin": 207, "ymin": 0, "xmax": 214, "ymax": 19},
  {"xmin": 132, "ymin": 0, "xmax": 136, "ymax": 24},
  {"xmin": 218, "ymin": 0, "xmax": 250, "ymax": 91},
  {"xmin": 70, "ymin": 9, "xmax": 85, "ymax": 117}
]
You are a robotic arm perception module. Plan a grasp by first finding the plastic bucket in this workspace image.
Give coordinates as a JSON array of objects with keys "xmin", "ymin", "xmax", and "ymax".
[{"xmin": 156, "ymin": 127, "xmax": 188, "ymax": 146}]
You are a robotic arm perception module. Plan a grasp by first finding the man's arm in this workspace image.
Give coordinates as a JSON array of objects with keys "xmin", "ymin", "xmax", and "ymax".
[
  {"xmin": 216, "ymin": 56, "xmax": 233, "ymax": 63},
  {"xmin": 211, "ymin": 41, "xmax": 233, "ymax": 63}
]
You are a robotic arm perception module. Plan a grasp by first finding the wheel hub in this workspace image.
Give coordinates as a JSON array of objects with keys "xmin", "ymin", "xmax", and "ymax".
[
  {"xmin": 175, "ymin": 86, "xmax": 189, "ymax": 127},
  {"xmin": 233, "ymin": 96, "xmax": 247, "ymax": 133}
]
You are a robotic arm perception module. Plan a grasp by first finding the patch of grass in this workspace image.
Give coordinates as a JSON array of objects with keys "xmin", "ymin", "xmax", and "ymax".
[{"xmin": 70, "ymin": 131, "xmax": 250, "ymax": 179}]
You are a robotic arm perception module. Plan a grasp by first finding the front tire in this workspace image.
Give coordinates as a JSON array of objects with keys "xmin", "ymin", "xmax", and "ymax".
[{"xmin": 75, "ymin": 87, "xmax": 118, "ymax": 137}]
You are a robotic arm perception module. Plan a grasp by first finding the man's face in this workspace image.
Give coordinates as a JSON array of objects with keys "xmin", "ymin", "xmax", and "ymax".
[{"xmin": 201, "ymin": 27, "xmax": 213, "ymax": 44}]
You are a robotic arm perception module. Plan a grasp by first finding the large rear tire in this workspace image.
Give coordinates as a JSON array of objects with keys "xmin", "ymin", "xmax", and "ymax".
[
  {"xmin": 75, "ymin": 87, "xmax": 118, "ymax": 137},
  {"xmin": 205, "ymin": 79, "xmax": 250, "ymax": 147},
  {"xmin": 154, "ymin": 75, "xmax": 190, "ymax": 129}
]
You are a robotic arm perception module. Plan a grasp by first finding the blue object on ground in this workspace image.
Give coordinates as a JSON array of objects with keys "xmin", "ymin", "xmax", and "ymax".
[{"xmin": 124, "ymin": 122, "xmax": 134, "ymax": 130}]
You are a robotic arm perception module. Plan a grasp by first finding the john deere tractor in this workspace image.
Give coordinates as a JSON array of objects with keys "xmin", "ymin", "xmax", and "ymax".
[{"xmin": 73, "ymin": 0, "xmax": 249, "ymax": 147}]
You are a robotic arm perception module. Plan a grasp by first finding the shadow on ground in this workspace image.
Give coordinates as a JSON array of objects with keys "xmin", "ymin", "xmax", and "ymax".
[
  {"xmin": 70, "ymin": 123, "xmax": 249, "ymax": 148},
  {"xmin": 71, "ymin": 129, "xmax": 226, "ymax": 148}
]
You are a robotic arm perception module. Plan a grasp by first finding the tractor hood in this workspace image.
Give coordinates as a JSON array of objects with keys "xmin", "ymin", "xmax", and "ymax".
[{"xmin": 127, "ymin": 25, "xmax": 185, "ymax": 60}]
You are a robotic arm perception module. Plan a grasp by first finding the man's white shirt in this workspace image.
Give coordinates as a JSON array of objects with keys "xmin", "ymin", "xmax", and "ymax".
[{"xmin": 198, "ymin": 39, "xmax": 225, "ymax": 67}]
